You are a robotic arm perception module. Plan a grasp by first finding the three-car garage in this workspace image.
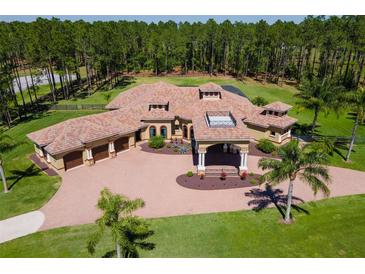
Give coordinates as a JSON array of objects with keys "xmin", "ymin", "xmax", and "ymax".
[{"xmin": 62, "ymin": 136, "xmax": 131, "ymax": 171}]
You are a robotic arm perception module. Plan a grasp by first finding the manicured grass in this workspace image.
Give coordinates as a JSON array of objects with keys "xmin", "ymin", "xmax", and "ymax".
[
  {"xmin": 16, "ymin": 83, "xmax": 61, "ymax": 105},
  {"xmin": 1, "ymin": 195, "xmax": 364, "ymax": 258},
  {"xmin": 0, "ymin": 110, "xmax": 103, "ymax": 220}
]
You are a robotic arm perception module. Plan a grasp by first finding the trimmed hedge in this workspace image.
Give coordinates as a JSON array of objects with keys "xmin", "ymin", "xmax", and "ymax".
[
  {"xmin": 256, "ymin": 139, "xmax": 276, "ymax": 154},
  {"xmin": 148, "ymin": 135, "xmax": 165, "ymax": 149}
]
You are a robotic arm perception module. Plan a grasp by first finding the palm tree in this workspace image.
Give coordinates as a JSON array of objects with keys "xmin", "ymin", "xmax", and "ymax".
[
  {"xmin": 0, "ymin": 130, "xmax": 18, "ymax": 193},
  {"xmin": 116, "ymin": 216, "xmax": 155, "ymax": 258},
  {"xmin": 343, "ymin": 87, "xmax": 365, "ymax": 161},
  {"xmin": 258, "ymin": 140, "xmax": 331, "ymax": 223},
  {"xmin": 87, "ymin": 188, "xmax": 147, "ymax": 258},
  {"xmin": 296, "ymin": 74, "xmax": 343, "ymax": 134}
]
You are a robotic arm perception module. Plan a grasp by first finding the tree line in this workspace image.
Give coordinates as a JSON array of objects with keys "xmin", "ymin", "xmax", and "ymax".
[{"xmin": 0, "ymin": 16, "xmax": 365, "ymax": 126}]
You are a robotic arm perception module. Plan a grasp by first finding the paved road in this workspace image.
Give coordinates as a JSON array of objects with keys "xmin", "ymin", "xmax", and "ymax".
[{"xmin": 0, "ymin": 211, "xmax": 44, "ymax": 244}]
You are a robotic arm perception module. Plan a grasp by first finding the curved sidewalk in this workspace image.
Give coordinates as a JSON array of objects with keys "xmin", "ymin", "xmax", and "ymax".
[{"xmin": 0, "ymin": 211, "xmax": 45, "ymax": 244}]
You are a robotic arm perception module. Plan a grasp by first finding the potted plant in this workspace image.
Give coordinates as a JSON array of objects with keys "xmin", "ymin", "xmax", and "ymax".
[
  {"xmin": 240, "ymin": 171, "xmax": 248, "ymax": 180},
  {"xmin": 199, "ymin": 173, "xmax": 204, "ymax": 180},
  {"xmin": 220, "ymin": 169, "xmax": 227, "ymax": 180}
]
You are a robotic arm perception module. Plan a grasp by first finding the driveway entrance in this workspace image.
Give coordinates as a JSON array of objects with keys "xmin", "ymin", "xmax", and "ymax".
[{"xmin": 40, "ymin": 143, "xmax": 365, "ymax": 231}]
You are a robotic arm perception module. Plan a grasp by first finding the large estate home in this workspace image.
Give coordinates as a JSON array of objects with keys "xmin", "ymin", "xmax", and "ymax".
[{"xmin": 27, "ymin": 82, "xmax": 296, "ymax": 175}]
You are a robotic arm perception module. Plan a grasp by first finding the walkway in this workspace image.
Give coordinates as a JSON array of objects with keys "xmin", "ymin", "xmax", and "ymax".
[
  {"xmin": 0, "ymin": 211, "xmax": 44, "ymax": 244},
  {"xmin": 38, "ymin": 145, "xmax": 365, "ymax": 230}
]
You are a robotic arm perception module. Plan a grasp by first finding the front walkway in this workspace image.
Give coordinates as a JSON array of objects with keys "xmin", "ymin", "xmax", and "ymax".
[
  {"xmin": 39, "ymin": 144, "xmax": 365, "ymax": 230},
  {"xmin": 0, "ymin": 211, "xmax": 44, "ymax": 243}
]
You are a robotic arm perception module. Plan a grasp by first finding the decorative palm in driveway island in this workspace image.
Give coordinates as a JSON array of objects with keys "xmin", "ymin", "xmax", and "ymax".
[{"xmin": 258, "ymin": 140, "xmax": 331, "ymax": 223}]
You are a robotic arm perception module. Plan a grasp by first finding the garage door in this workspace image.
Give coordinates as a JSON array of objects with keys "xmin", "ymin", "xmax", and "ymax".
[
  {"xmin": 64, "ymin": 151, "xmax": 83, "ymax": 171},
  {"xmin": 115, "ymin": 137, "xmax": 129, "ymax": 153},
  {"xmin": 93, "ymin": 144, "xmax": 109, "ymax": 162}
]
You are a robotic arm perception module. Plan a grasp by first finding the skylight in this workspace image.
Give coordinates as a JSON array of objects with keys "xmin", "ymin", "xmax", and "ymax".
[{"xmin": 205, "ymin": 111, "xmax": 236, "ymax": 128}]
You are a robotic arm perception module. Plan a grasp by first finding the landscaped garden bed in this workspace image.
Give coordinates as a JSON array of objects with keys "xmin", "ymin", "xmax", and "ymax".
[
  {"xmin": 140, "ymin": 138, "xmax": 192, "ymax": 155},
  {"xmin": 176, "ymin": 172, "xmax": 261, "ymax": 190}
]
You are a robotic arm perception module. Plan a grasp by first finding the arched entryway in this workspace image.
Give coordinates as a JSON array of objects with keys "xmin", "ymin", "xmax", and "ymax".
[
  {"xmin": 204, "ymin": 144, "xmax": 240, "ymax": 167},
  {"xmin": 149, "ymin": 126, "xmax": 156, "ymax": 138},
  {"xmin": 160, "ymin": 126, "xmax": 167, "ymax": 138}
]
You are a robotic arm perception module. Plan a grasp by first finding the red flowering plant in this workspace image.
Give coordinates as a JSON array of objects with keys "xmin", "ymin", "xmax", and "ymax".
[
  {"xmin": 240, "ymin": 171, "xmax": 248, "ymax": 180},
  {"xmin": 220, "ymin": 169, "xmax": 227, "ymax": 180}
]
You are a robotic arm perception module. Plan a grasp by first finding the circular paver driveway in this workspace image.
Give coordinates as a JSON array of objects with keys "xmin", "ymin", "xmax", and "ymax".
[{"xmin": 40, "ymin": 144, "xmax": 365, "ymax": 230}]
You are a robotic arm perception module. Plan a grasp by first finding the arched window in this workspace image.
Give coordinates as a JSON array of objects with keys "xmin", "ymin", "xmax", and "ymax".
[
  {"xmin": 160, "ymin": 126, "xmax": 167, "ymax": 138},
  {"xmin": 190, "ymin": 126, "xmax": 194, "ymax": 139},
  {"xmin": 183, "ymin": 125, "xmax": 188, "ymax": 139},
  {"xmin": 149, "ymin": 126, "xmax": 156, "ymax": 138}
]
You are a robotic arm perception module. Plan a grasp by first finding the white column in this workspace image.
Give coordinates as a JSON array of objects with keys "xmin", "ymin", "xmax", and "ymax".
[
  {"xmin": 288, "ymin": 129, "xmax": 291, "ymax": 137},
  {"xmin": 198, "ymin": 152, "xmax": 206, "ymax": 171},
  {"xmin": 109, "ymin": 142, "xmax": 115, "ymax": 152},
  {"xmin": 239, "ymin": 152, "xmax": 248, "ymax": 171},
  {"xmin": 87, "ymin": 148, "xmax": 93, "ymax": 160},
  {"xmin": 243, "ymin": 152, "xmax": 248, "ymax": 169},
  {"xmin": 223, "ymin": 143, "xmax": 228, "ymax": 153},
  {"xmin": 46, "ymin": 153, "xmax": 51, "ymax": 163}
]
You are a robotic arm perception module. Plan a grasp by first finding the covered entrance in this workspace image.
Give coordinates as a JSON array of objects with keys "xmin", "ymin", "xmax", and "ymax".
[
  {"xmin": 195, "ymin": 141, "xmax": 249, "ymax": 176},
  {"xmin": 63, "ymin": 150, "xmax": 83, "ymax": 171}
]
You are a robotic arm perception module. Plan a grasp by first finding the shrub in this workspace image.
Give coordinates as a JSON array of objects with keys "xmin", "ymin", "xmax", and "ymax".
[
  {"xmin": 252, "ymin": 96, "xmax": 269, "ymax": 106},
  {"xmin": 186, "ymin": 171, "xmax": 193, "ymax": 177},
  {"xmin": 148, "ymin": 135, "xmax": 165, "ymax": 149},
  {"xmin": 249, "ymin": 172, "xmax": 255, "ymax": 177},
  {"xmin": 249, "ymin": 178, "xmax": 258, "ymax": 185},
  {"xmin": 256, "ymin": 139, "xmax": 276, "ymax": 154}
]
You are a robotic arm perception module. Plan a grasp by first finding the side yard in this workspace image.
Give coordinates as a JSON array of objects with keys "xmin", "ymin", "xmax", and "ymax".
[
  {"xmin": 1, "ymin": 195, "xmax": 364, "ymax": 258},
  {"xmin": 0, "ymin": 110, "xmax": 103, "ymax": 220}
]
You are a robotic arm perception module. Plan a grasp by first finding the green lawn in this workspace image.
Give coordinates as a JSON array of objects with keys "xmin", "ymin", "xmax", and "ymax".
[
  {"xmin": 0, "ymin": 110, "xmax": 103, "ymax": 220},
  {"xmin": 1, "ymin": 194, "xmax": 364, "ymax": 258},
  {"xmin": 1, "ymin": 75, "xmax": 364, "ymax": 221}
]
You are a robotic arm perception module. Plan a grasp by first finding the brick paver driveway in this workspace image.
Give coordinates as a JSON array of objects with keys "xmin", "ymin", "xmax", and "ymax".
[{"xmin": 40, "ymin": 144, "xmax": 365, "ymax": 230}]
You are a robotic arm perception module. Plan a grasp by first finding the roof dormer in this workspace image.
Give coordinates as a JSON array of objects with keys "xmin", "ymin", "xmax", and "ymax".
[
  {"xmin": 263, "ymin": 101, "xmax": 292, "ymax": 117},
  {"xmin": 198, "ymin": 83, "xmax": 222, "ymax": 100},
  {"xmin": 148, "ymin": 101, "xmax": 169, "ymax": 111}
]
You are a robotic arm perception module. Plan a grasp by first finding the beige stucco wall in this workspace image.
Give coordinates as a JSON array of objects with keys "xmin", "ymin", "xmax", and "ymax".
[
  {"xmin": 47, "ymin": 153, "xmax": 65, "ymax": 170},
  {"xmin": 145, "ymin": 120, "xmax": 173, "ymax": 139},
  {"xmin": 245, "ymin": 124, "xmax": 290, "ymax": 144},
  {"xmin": 34, "ymin": 144, "xmax": 44, "ymax": 157},
  {"xmin": 197, "ymin": 140, "xmax": 249, "ymax": 153}
]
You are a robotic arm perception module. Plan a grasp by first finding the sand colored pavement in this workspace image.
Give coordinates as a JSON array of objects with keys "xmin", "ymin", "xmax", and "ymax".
[
  {"xmin": 0, "ymin": 211, "xmax": 45, "ymax": 243},
  {"xmin": 40, "ymin": 145, "xmax": 365, "ymax": 230}
]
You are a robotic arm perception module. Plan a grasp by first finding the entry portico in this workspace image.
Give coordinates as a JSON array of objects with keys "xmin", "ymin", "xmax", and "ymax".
[{"xmin": 196, "ymin": 140, "xmax": 249, "ymax": 176}]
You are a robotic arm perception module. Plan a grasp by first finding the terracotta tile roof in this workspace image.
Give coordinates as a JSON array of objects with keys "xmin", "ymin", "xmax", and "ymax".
[
  {"xmin": 264, "ymin": 101, "xmax": 292, "ymax": 112},
  {"xmin": 28, "ymin": 81, "xmax": 296, "ymax": 155}
]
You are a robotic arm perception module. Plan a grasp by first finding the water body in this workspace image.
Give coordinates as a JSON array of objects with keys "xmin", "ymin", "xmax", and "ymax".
[{"xmin": 13, "ymin": 73, "xmax": 76, "ymax": 93}]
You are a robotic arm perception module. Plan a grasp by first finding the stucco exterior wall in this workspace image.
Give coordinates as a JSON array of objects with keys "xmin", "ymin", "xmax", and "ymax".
[
  {"xmin": 145, "ymin": 120, "xmax": 173, "ymax": 139},
  {"xmin": 48, "ymin": 153, "xmax": 64, "ymax": 170}
]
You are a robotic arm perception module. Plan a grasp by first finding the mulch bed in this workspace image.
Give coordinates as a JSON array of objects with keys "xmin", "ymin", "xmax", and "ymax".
[
  {"xmin": 176, "ymin": 173, "xmax": 261, "ymax": 190},
  {"xmin": 139, "ymin": 141, "xmax": 192, "ymax": 155},
  {"xmin": 29, "ymin": 154, "xmax": 59, "ymax": 176}
]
